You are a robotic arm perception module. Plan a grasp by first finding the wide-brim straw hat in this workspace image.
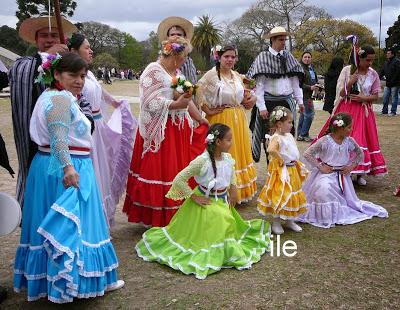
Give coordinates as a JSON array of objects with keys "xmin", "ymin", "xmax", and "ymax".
[
  {"xmin": 157, "ymin": 16, "xmax": 194, "ymax": 41},
  {"xmin": 19, "ymin": 16, "xmax": 78, "ymax": 44},
  {"xmin": 263, "ymin": 26, "xmax": 291, "ymax": 39}
]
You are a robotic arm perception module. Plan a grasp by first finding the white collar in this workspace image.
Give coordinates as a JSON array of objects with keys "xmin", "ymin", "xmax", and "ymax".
[{"xmin": 269, "ymin": 47, "xmax": 284, "ymax": 56}]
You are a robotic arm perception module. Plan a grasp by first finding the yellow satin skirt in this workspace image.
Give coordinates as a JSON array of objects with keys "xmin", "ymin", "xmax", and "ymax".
[
  {"xmin": 257, "ymin": 159, "xmax": 308, "ymax": 219},
  {"xmin": 206, "ymin": 107, "xmax": 257, "ymax": 203}
]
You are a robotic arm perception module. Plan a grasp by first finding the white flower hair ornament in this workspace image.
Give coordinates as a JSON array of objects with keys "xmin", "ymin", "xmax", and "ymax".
[
  {"xmin": 358, "ymin": 49, "xmax": 365, "ymax": 56},
  {"xmin": 271, "ymin": 108, "xmax": 287, "ymax": 121},
  {"xmin": 205, "ymin": 129, "xmax": 220, "ymax": 144},
  {"xmin": 332, "ymin": 119, "xmax": 345, "ymax": 127}
]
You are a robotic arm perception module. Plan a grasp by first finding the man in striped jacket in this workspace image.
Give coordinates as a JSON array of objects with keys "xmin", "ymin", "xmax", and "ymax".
[
  {"xmin": 247, "ymin": 26, "xmax": 304, "ymax": 162},
  {"xmin": 9, "ymin": 16, "xmax": 92, "ymax": 204}
]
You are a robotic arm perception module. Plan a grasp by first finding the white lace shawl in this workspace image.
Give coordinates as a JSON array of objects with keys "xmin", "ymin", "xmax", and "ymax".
[
  {"xmin": 138, "ymin": 62, "xmax": 175, "ymax": 156},
  {"xmin": 196, "ymin": 68, "xmax": 244, "ymax": 108}
]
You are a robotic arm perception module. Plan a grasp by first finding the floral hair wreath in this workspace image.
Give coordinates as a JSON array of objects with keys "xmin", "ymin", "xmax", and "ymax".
[
  {"xmin": 205, "ymin": 129, "xmax": 220, "ymax": 144},
  {"xmin": 35, "ymin": 53, "xmax": 62, "ymax": 85},
  {"xmin": 270, "ymin": 107, "xmax": 288, "ymax": 122},
  {"xmin": 162, "ymin": 42, "xmax": 186, "ymax": 56}
]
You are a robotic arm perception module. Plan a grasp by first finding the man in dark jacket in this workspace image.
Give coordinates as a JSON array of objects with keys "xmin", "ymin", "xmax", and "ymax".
[{"xmin": 380, "ymin": 47, "xmax": 400, "ymax": 116}]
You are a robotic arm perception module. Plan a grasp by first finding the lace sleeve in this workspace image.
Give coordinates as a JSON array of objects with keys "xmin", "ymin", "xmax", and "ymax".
[
  {"xmin": 139, "ymin": 63, "xmax": 174, "ymax": 156},
  {"xmin": 303, "ymin": 137, "xmax": 325, "ymax": 167},
  {"xmin": 348, "ymin": 137, "xmax": 364, "ymax": 165},
  {"xmin": 166, "ymin": 155, "xmax": 207, "ymax": 201},
  {"xmin": 267, "ymin": 136, "xmax": 282, "ymax": 161},
  {"xmin": 45, "ymin": 94, "xmax": 73, "ymax": 175},
  {"xmin": 195, "ymin": 69, "xmax": 221, "ymax": 108}
]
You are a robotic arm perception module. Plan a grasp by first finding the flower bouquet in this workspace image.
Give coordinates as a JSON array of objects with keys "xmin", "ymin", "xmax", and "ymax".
[
  {"xmin": 242, "ymin": 76, "xmax": 256, "ymax": 99},
  {"xmin": 171, "ymin": 75, "xmax": 198, "ymax": 98}
]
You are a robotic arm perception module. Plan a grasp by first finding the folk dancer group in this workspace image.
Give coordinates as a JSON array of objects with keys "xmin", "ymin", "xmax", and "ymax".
[{"xmin": 5, "ymin": 14, "xmax": 392, "ymax": 304}]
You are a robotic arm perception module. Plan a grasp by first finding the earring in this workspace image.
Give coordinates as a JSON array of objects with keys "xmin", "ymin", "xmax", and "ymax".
[{"xmin": 174, "ymin": 59, "xmax": 177, "ymax": 67}]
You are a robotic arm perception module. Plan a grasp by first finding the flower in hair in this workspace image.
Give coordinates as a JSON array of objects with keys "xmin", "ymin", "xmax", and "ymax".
[
  {"xmin": 35, "ymin": 53, "xmax": 62, "ymax": 85},
  {"xmin": 271, "ymin": 108, "xmax": 287, "ymax": 121},
  {"xmin": 205, "ymin": 134, "xmax": 215, "ymax": 144},
  {"xmin": 163, "ymin": 42, "xmax": 186, "ymax": 56},
  {"xmin": 211, "ymin": 45, "xmax": 222, "ymax": 62},
  {"xmin": 332, "ymin": 119, "xmax": 345, "ymax": 127},
  {"xmin": 357, "ymin": 49, "xmax": 365, "ymax": 56},
  {"xmin": 205, "ymin": 129, "xmax": 220, "ymax": 144}
]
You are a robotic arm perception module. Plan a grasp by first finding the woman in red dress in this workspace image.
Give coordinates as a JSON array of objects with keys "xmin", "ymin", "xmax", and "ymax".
[
  {"xmin": 123, "ymin": 36, "xmax": 208, "ymax": 227},
  {"xmin": 315, "ymin": 45, "xmax": 387, "ymax": 185}
]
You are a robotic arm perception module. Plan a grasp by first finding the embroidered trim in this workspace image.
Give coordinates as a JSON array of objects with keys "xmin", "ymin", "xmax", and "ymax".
[
  {"xmin": 51, "ymin": 203, "xmax": 82, "ymax": 234},
  {"xmin": 129, "ymin": 171, "xmax": 174, "ymax": 185}
]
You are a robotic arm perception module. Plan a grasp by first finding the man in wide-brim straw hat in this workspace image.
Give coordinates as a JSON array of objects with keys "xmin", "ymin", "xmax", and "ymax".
[
  {"xmin": 246, "ymin": 26, "xmax": 305, "ymax": 234},
  {"xmin": 157, "ymin": 16, "xmax": 197, "ymax": 84},
  {"xmin": 9, "ymin": 15, "xmax": 87, "ymax": 205}
]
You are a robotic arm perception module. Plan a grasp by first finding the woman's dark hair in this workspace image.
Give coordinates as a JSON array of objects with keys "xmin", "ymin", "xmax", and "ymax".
[
  {"xmin": 51, "ymin": 52, "xmax": 88, "ymax": 87},
  {"xmin": 301, "ymin": 51, "xmax": 312, "ymax": 58},
  {"xmin": 326, "ymin": 57, "xmax": 344, "ymax": 77},
  {"xmin": 325, "ymin": 112, "xmax": 352, "ymax": 135},
  {"xmin": 215, "ymin": 45, "xmax": 237, "ymax": 80},
  {"xmin": 269, "ymin": 106, "xmax": 292, "ymax": 128},
  {"xmin": 67, "ymin": 32, "xmax": 86, "ymax": 50},
  {"xmin": 359, "ymin": 45, "xmax": 375, "ymax": 58},
  {"xmin": 206, "ymin": 123, "xmax": 231, "ymax": 178}
]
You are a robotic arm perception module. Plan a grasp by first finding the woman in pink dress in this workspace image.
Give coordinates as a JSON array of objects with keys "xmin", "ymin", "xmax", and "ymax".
[{"xmin": 315, "ymin": 45, "xmax": 387, "ymax": 185}]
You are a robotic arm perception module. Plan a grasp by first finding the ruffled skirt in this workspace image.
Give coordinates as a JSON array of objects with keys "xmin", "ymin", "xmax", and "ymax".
[
  {"xmin": 123, "ymin": 120, "xmax": 207, "ymax": 227},
  {"xmin": 298, "ymin": 169, "xmax": 388, "ymax": 228},
  {"xmin": 316, "ymin": 100, "xmax": 387, "ymax": 175},
  {"xmin": 257, "ymin": 159, "xmax": 307, "ymax": 219},
  {"xmin": 206, "ymin": 107, "xmax": 257, "ymax": 203},
  {"xmin": 14, "ymin": 152, "xmax": 119, "ymax": 303},
  {"xmin": 136, "ymin": 187, "xmax": 270, "ymax": 279},
  {"xmin": 91, "ymin": 101, "xmax": 137, "ymax": 227}
]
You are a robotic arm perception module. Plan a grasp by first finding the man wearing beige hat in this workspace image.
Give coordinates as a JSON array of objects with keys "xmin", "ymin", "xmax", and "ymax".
[
  {"xmin": 247, "ymin": 26, "xmax": 304, "ymax": 163},
  {"xmin": 158, "ymin": 16, "xmax": 197, "ymax": 84},
  {"xmin": 9, "ymin": 16, "xmax": 78, "ymax": 204}
]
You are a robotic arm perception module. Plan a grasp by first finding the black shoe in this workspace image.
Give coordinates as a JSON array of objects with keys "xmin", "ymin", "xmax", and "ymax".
[
  {"xmin": 297, "ymin": 136, "xmax": 304, "ymax": 141},
  {"xmin": 303, "ymin": 136, "xmax": 313, "ymax": 142}
]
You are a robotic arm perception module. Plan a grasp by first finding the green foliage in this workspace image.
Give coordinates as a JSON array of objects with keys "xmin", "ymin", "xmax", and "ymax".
[
  {"xmin": 119, "ymin": 34, "xmax": 144, "ymax": 71},
  {"xmin": 0, "ymin": 25, "xmax": 29, "ymax": 55},
  {"xmin": 92, "ymin": 53, "xmax": 119, "ymax": 70},
  {"xmin": 192, "ymin": 15, "xmax": 222, "ymax": 68},
  {"xmin": 385, "ymin": 15, "xmax": 400, "ymax": 52},
  {"xmin": 16, "ymin": 0, "xmax": 77, "ymax": 29}
]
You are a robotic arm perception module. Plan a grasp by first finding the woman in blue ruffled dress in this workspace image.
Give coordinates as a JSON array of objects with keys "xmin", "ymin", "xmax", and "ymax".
[{"xmin": 13, "ymin": 52, "xmax": 124, "ymax": 303}]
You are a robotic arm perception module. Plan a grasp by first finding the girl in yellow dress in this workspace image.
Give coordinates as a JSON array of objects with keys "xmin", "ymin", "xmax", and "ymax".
[
  {"xmin": 196, "ymin": 45, "xmax": 257, "ymax": 203},
  {"xmin": 257, "ymin": 106, "xmax": 308, "ymax": 235}
]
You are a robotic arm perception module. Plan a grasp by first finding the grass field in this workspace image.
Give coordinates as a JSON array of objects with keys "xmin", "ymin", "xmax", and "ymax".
[{"xmin": 0, "ymin": 80, "xmax": 399, "ymax": 309}]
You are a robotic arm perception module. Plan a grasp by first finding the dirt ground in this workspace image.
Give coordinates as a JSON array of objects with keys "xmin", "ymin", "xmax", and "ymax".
[{"xmin": 0, "ymin": 80, "xmax": 399, "ymax": 309}]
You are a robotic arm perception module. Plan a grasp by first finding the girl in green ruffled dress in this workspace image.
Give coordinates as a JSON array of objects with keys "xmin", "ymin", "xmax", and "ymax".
[{"xmin": 135, "ymin": 123, "xmax": 270, "ymax": 279}]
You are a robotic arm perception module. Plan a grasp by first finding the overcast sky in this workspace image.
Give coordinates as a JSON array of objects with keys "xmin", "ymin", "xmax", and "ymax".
[{"xmin": 1, "ymin": 0, "xmax": 399, "ymax": 45}]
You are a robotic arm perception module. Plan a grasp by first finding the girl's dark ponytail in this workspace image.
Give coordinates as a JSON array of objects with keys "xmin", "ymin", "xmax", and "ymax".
[{"xmin": 205, "ymin": 123, "xmax": 231, "ymax": 179}]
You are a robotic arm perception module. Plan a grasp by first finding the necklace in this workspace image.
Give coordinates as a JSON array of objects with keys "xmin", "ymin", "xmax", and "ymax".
[{"xmin": 159, "ymin": 61, "xmax": 176, "ymax": 77}]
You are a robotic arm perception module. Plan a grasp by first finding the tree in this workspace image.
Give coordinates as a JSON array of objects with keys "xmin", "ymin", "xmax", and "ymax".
[
  {"xmin": 16, "ymin": 0, "xmax": 77, "ymax": 29},
  {"xmin": 294, "ymin": 18, "xmax": 377, "ymax": 72},
  {"xmin": 119, "ymin": 34, "xmax": 144, "ymax": 71},
  {"xmin": 141, "ymin": 31, "xmax": 160, "ymax": 66},
  {"xmin": 79, "ymin": 21, "xmax": 125, "ymax": 58},
  {"xmin": 192, "ymin": 15, "xmax": 222, "ymax": 66},
  {"xmin": 92, "ymin": 53, "xmax": 119, "ymax": 70},
  {"xmin": 0, "ymin": 25, "xmax": 29, "ymax": 55},
  {"xmin": 259, "ymin": 0, "xmax": 330, "ymax": 51},
  {"xmin": 223, "ymin": 5, "xmax": 285, "ymax": 54},
  {"xmin": 385, "ymin": 15, "xmax": 400, "ymax": 52}
]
